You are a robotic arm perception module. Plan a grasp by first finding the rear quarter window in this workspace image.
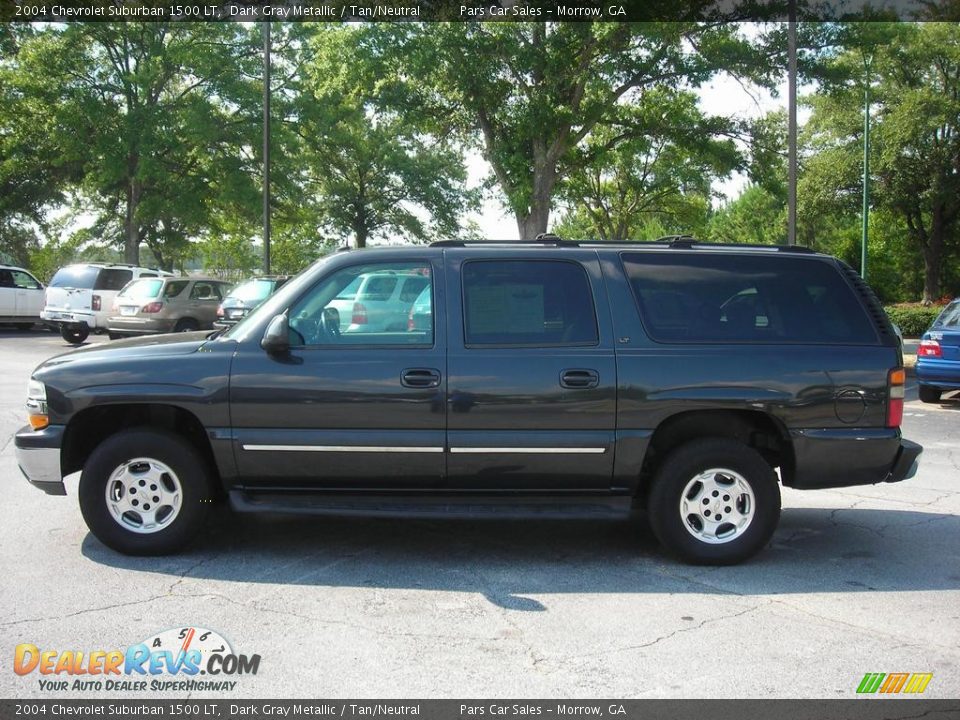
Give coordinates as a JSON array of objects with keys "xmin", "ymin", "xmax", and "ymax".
[{"xmin": 621, "ymin": 253, "xmax": 878, "ymax": 345}]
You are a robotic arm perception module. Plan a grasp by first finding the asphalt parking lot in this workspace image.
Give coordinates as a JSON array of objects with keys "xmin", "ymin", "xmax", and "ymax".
[{"xmin": 0, "ymin": 327, "xmax": 958, "ymax": 699}]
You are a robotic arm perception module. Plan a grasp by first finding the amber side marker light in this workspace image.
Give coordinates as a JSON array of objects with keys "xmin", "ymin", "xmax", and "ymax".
[
  {"xmin": 887, "ymin": 368, "xmax": 906, "ymax": 428},
  {"xmin": 26, "ymin": 379, "xmax": 48, "ymax": 430}
]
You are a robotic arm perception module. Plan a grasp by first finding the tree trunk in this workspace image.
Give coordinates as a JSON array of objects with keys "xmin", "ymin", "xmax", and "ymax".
[
  {"xmin": 124, "ymin": 174, "xmax": 142, "ymax": 265},
  {"xmin": 515, "ymin": 159, "xmax": 556, "ymax": 239},
  {"xmin": 921, "ymin": 211, "xmax": 944, "ymax": 304}
]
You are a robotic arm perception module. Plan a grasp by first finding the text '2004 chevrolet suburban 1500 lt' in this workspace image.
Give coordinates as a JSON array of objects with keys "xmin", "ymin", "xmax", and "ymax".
[{"xmin": 15, "ymin": 238, "xmax": 922, "ymax": 565}]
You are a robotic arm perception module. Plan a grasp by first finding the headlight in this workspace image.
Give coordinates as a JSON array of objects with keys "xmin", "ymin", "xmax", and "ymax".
[{"xmin": 26, "ymin": 379, "xmax": 48, "ymax": 430}]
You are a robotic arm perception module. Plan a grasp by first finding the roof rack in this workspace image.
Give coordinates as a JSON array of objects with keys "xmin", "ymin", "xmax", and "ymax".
[{"xmin": 430, "ymin": 236, "xmax": 817, "ymax": 254}]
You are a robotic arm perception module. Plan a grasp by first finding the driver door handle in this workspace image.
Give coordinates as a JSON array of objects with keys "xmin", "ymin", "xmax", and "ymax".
[
  {"xmin": 401, "ymin": 368, "xmax": 441, "ymax": 388},
  {"xmin": 560, "ymin": 368, "xmax": 599, "ymax": 389}
]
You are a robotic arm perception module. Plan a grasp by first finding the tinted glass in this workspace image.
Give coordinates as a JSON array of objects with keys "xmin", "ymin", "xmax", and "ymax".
[
  {"xmin": 621, "ymin": 253, "xmax": 878, "ymax": 344},
  {"xmin": 93, "ymin": 269, "xmax": 133, "ymax": 291},
  {"xmin": 933, "ymin": 300, "xmax": 960, "ymax": 328},
  {"xmin": 462, "ymin": 260, "xmax": 598, "ymax": 346},
  {"xmin": 289, "ymin": 262, "xmax": 433, "ymax": 346},
  {"xmin": 0, "ymin": 269, "xmax": 13, "ymax": 287},
  {"xmin": 119, "ymin": 279, "xmax": 163, "ymax": 299},
  {"xmin": 190, "ymin": 282, "xmax": 221, "ymax": 300},
  {"xmin": 163, "ymin": 281, "xmax": 189, "ymax": 298},
  {"xmin": 400, "ymin": 276, "xmax": 430, "ymax": 303},
  {"xmin": 50, "ymin": 266, "xmax": 99, "ymax": 288}
]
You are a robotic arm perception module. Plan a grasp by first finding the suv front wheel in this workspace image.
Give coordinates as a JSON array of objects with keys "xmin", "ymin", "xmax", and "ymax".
[
  {"xmin": 79, "ymin": 429, "xmax": 213, "ymax": 555},
  {"xmin": 647, "ymin": 438, "xmax": 781, "ymax": 565}
]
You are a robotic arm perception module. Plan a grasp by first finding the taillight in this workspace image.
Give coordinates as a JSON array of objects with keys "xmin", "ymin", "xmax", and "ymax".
[
  {"xmin": 887, "ymin": 367, "xmax": 905, "ymax": 428},
  {"xmin": 918, "ymin": 339, "xmax": 942, "ymax": 358},
  {"xmin": 91, "ymin": 295, "xmax": 101, "ymax": 311},
  {"xmin": 352, "ymin": 302, "xmax": 367, "ymax": 325},
  {"xmin": 142, "ymin": 301, "xmax": 163, "ymax": 314}
]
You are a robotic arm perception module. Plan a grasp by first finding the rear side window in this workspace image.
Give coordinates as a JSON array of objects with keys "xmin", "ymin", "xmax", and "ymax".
[
  {"xmin": 94, "ymin": 269, "xmax": 133, "ymax": 291},
  {"xmin": 50, "ymin": 266, "xmax": 99, "ymax": 288},
  {"xmin": 621, "ymin": 253, "xmax": 878, "ymax": 345},
  {"xmin": 462, "ymin": 260, "xmax": 598, "ymax": 346}
]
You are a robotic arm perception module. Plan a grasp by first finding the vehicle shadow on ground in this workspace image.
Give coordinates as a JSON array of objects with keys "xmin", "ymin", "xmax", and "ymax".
[{"xmin": 82, "ymin": 506, "xmax": 960, "ymax": 610}]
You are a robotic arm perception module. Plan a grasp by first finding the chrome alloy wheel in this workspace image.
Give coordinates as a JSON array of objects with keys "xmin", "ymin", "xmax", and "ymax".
[
  {"xmin": 679, "ymin": 468, "xmax": 755, "ymax": 544},
  {"xmin": 104, "ymin": 457, "xmax": 183, "ymax": 534}
]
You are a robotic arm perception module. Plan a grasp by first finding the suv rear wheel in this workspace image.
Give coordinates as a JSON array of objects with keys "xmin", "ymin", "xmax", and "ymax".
[
  {"xmin": 647, "ymin": 438, "xmax": 781, "ymax": 565},
  {"xmin": 918, "ymin": 385, "xmax": 942, "ymax": 404},
  {"xmin": 79, "ymin": 429, "xmax": 213, "ymax": 555},
  {"xmin": 60, "ymin": 324, "xmax": 89, "ymax": 344}
]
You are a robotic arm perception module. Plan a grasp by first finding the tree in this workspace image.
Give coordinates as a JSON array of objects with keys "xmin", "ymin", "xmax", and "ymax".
[
  {"xmin": 805, "ymin": 23, "xmax": 960, "ymax": 302},
  {"xmin": 707, "ymin": 185, "xmax": 786, "ymax": 245},
  {"xmin": 5, "ymin": 23, "xmax": 262, "ymax": 268},
  {"xmin": 371, "ymin": 23, "xmax": 768, "ymax": 239},
  {"xmin": 294, "ymin": 26, "xmax": 476, "ymax": 248},
  {"xmin": 557, "ymin": 89, "xmax": 738, "ymax": 240}
]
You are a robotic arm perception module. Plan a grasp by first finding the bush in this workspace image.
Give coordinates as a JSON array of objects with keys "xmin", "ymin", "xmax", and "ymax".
[{"xmin": 884, "ymin": 304, "xmax": 944, "ymax": 337}]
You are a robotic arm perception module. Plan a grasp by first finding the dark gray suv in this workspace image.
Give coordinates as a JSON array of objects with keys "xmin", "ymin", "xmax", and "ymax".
[{"xmin": 15, "ymin": 238, "xmax": 921, "ymax": 564}]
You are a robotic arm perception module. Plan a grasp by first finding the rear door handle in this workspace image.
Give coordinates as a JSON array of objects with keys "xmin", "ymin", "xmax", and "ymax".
[
  {"xmin": 401, "ymin": 368, "xmax": 441, "ymax": 388},
  {"xmin": 560, "ymin": 369, "xmax": 599, "ymax": 389}
]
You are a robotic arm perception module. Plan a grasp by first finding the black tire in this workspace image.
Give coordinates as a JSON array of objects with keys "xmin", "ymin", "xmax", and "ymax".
[
  {"xmin": 919, "ymin": 385, "xmax": 942, "ymax": 404},
  {"xmin": 60, "ymin": 324, "xmax": 89, "ymax": 344},
  {"xmin": 79, "ymin": 428, "xmax": 214, "ymax": 555},
  {"xmin": 647, "ymin": 438, "xmax": 781, "ymax": 565},
  {"xmin": 174, "ymin": 318, "xmax": 199, "ymax": 333}
]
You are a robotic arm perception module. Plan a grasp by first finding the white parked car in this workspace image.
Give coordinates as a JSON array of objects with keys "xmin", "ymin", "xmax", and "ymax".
[
  {"xmin": 325, "ymin": 271, "xmax": 431, "ymax": 334},
  {"xmin": 0, "ymin": 264, "xmax": 45, "ymax": 329},
  {"xmin": 41, "ymin": 263, "xmax": 172, "ymax": 344}
]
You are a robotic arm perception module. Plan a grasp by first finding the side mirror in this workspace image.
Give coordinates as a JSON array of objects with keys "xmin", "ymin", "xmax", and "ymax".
[{"xmin": 261, "ymin": 314, "xmax": 290, "ymax": 354}]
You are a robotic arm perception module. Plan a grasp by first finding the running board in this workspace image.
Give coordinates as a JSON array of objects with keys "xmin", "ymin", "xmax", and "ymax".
[{"xmin": 229, "ymin": 491, "xmax": 633, "ymax": 520}]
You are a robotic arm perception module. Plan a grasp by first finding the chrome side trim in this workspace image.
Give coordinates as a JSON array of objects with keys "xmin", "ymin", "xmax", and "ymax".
[
  {"xmin": 449, "ymin": 447, "xmax": 606, "ymax": 454},
  {"xmin": 242, "ymin": 444, "xmax": 444, "ymax": 453}
]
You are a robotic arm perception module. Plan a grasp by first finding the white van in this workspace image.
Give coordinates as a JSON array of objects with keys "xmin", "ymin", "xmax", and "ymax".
[
  {"xmin": 0, "ymin": 264, "xmax": 45, "ymax": 328},
  {"xmin": 42, "ymin": 263, "xmax": 172, "ymax": 344}
]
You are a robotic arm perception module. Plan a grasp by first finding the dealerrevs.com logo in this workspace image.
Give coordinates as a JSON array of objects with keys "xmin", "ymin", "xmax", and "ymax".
[
  {"xmin": 13, "ymin": 627, "xmax": 261, "ymax": 693},
  {"xmin": 857, "ymin": 673, "xmax": 933, "ymax": 695}
]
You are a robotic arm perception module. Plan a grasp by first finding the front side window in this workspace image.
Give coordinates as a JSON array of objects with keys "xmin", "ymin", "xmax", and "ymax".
[
  {"xmin": 289, "ymin": 262, "xmax": 433, "ymax": 347},
  {"xmin": 621, "ymin": 253, "xmax": 878, "ymax": 344},
  {"xmin": 11, "ymin": 270, "xmax": 41, "ymax": 289},
  {"xmin": 462, "ymin": 260, "xmax": 598, "ymax": 347}
]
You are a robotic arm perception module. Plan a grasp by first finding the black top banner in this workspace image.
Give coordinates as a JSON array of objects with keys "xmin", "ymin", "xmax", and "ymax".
[{"xmin": 2, "ymin": 0, "xmax": 958, "ymax": 23}]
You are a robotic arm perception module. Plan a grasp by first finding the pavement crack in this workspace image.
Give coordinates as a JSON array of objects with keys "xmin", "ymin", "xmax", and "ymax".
[{"xmin": 0, "ymin": 595, "xmax": 168, "ymax": 628}]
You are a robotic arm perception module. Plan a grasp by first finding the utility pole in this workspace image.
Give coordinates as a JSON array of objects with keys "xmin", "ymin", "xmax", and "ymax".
[
  {"xmin": 787, "ymin": 2, "xmax": 798, "ymax": 246},
  {"xmin": 262, "ymin": 21, "xmax": 271, "ymax": 275},
  {"xmin": 861, "ymin": 53, "xmax": 872, "ymax": 280}
]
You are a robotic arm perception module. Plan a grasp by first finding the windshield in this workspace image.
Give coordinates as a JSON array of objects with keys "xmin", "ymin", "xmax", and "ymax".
[
  {"xmin": 223, "ymin": 259, "xmax": 331, "ymax": 340},
  {"xmin": 118, "ymin": 279, "xmax": 164, "ymax": 300},
  {"xmin": 227, "ymin": 279, "xmax": 275, "ymax": 303},
  {"xmin": 49, "ymin": 265, "xmax": 99, "ymax": 289}
]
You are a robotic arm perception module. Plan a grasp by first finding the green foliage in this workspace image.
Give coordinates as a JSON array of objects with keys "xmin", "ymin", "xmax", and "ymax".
[
  {"xmin": 805, "ymin": 22, "xmax": 960, "ymax": 302},
  {"xmin": 197, "ymin": 235, "xmax": 260, "ymax": 282},
  {"xmin": 885, "ymin": 303, "xmax": 945, "ymax": 336},
  {"xmin": 707, "ymin": 186, "xmax": 786, "ymax": 245},
  {"xmin": 372, "ymin": 23, "xmax": 769, "ymax": 238}
]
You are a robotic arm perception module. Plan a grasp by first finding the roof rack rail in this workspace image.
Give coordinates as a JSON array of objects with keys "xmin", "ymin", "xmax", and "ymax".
[{"xmin": 429, "ymin": 237, "xmax": 817, "ymax": 253}]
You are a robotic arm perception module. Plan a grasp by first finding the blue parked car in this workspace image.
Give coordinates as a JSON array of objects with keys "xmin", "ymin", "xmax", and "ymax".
[{"xmin": 917, "ymin": 298, "xmax": 960, "ymax": 403}]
